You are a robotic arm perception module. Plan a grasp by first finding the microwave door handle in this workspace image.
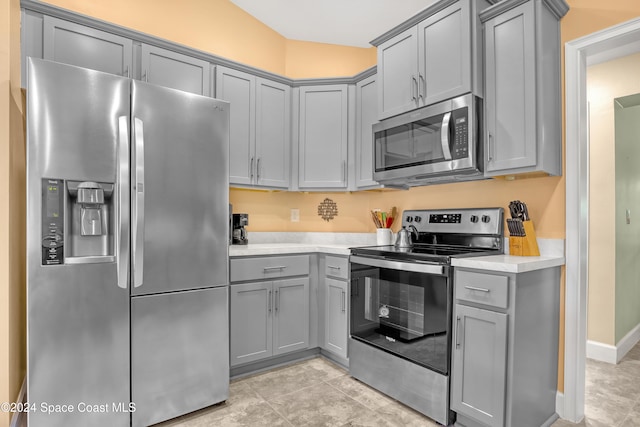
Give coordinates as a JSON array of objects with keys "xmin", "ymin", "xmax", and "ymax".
[
  {"xmin": 441, "ymin": 112, "xmax": 453, "ymax": 161},
  {"xmin": 133, "ymin": 117, "xmax": 145, "ymax": 288}
]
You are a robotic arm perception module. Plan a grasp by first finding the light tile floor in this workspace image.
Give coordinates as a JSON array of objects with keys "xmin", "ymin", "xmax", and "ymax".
[{"xmin": 157, "ymin": 342, "xmax": 640, "ymax": 427}]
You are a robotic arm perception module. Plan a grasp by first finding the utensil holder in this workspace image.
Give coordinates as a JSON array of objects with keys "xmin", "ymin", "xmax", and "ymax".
[
  {"xmin": 376, "ymin": 228, "xmax": 393, "ymax": 245},
  {"xmin": 508, "ymin": 220, "xmax": 540, "ymax": 256}
]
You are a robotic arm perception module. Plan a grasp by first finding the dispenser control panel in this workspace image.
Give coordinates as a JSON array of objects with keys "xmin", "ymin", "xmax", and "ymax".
[{"xmin": 42, "ymin": 178, "xmax": 64, "ymax": 265}]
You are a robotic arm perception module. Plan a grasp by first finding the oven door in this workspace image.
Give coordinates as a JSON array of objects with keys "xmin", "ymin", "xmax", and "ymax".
[{"xmin": 349, "ymin": 255, "xmax": 452, "ymax": 375}]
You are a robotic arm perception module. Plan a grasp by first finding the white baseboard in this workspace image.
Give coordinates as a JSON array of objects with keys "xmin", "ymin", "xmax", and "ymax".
[
  {"xmin": 556, "ymin": 391, "xmax": 564, "ymax": 420},
  {"xmin": 587, "ymin": 322, "xmax": 640, "ymax": 364}
]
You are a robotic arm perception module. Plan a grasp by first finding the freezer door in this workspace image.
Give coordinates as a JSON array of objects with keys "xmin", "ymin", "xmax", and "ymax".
[
  {"xmin": 26, "ymin": 59, "xmax": 131, "ymax": 427},
  {"xmin": 131, "ymin": 287, "xmax": 230, "ymax": 426},
  {"xmin": 130, "ymin": 81, "xmax": 230, "ymax": 295}
]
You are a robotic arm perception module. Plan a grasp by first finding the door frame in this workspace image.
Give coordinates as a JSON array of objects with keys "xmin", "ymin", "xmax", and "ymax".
[{"xmin": 564, "ymin": 16, "xmax": 640, "ymax": 422}]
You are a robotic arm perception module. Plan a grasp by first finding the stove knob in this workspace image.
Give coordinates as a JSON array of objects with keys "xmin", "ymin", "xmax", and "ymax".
[
  {"xmin": 470, "ymin": 215, "xmax": 479, "ymax": 223},
  {"xmin": 481, "ymin": 215, "xmax": 491, "ymax": 223},
  {"xmin": 406, "ymin": 215, "xmax": 414, "ymax": 223},
  {"xmin": 414, "ymin": 216, "xmax": 422, "ymax": 223}
]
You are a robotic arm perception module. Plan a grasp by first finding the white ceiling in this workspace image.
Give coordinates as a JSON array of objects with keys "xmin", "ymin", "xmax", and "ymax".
[{"xmin": 229, "ymin": 0, "xmax": 438, "ymax": 48}]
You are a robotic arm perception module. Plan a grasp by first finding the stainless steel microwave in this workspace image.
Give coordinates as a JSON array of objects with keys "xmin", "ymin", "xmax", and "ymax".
[{"xmin": 373, "ymin": 93, "xmax": 482, "ymax": 186}]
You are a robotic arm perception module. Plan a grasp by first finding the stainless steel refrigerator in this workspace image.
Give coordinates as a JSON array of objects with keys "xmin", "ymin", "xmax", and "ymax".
[{"xmin": 26, "ymin": 58, "xmax": 230, "ymax": 427}]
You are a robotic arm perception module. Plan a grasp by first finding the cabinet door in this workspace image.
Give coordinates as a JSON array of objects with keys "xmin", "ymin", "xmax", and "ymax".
[
  {"xmin": 255, "ymin": 78, "xmax": 291, "ymax": 189},
  {"xmin": 298, "ymin": 85, "xmax": 348, "ymax": 189},
  {"xmin": 141, "ymin": 44, "xmax": 210, "ymax": 96},
  {"xmin": 355, "ymin": 75, "xmax": 380, "ymax": 189},
  {"xmin": 324, "ymin": 278, "xmax": 348, "ymax": 359},
  {"xmin": 451, "ymin": 304, "xmax": 508, "ymax": 427},
  {"xmin": 377, "ymin": 26, "xmax": 418, "ymax": 119},
  {"xmin": 216, "ymin": 66, "xmax": 256, "ymax": 186},
  {"xmin": 230, "ymin": 282, "xmax": 272, "ymax": 366},
  {"xmin": 484, "ymin": 1, "xmax": 537, "ymax": 174},
  {"xmin": 273, "ymin": 278, "xmax": 310, "ymax": 355},
  {"xmin": 43, "ymin": 16, "xmax": 132, "ymax": 77},
  {"xmin": 418, "ymin": 0, "xmax": 471, "ymax": 106}
]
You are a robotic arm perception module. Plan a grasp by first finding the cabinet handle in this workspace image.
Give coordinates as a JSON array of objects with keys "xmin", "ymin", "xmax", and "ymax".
[
  {"xmin": 342, "ymin": 161, "xmax": 346, "ymax": 184},
  {"xmin": 411, "ymin": 75, "xmax": 418, "ymax": 102},
  {"xmin": 419, "ymin": 74, "xmax": 425, "ymax": 100},
  {"xmin": 124, "ymin": 66, "xmax": 130, "ymax": 78},
  {"xmin": 257, "ymin": 158, "xmax": 261, "ymax": 180},
  {"xmin": 464, "ymin": 285, "xmax": 491, "ymax": 293},
  {"xmin": 328, "ymin": 265, "xmax": 341, "ymax": 270},
  {"xmin": 488, "ymin": 133, "xmax": 494, "ymax": 162},
  {"xmin": 250, "ymin": 157, "xmax": 254, "ymax": 180},
  {"xmin": 142, "ymin": 71, "xmax": 148, "ymax": 82},
  {"xmin": 275, "ymin": 289, "xmax": 279, "ymax": 312},
  {"xmin": 268, "ymin": 290, "xmax": 272, "ymax": 313},
  {"xmin": 456, "ymin": 316, "xmax": 461, "ymax": 348},
  {"xmin": 263, "ymin": 266, "xmax": 286, "ymax": 271},
  {"xmin": 341, "ymin": 290, "xmax": 346, "ymax": 312}
]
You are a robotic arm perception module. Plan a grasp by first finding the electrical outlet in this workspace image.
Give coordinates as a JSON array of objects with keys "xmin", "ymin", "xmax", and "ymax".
[{"xmin": 291, "ymin": 208, "xmax": 300, "ymax": 222}]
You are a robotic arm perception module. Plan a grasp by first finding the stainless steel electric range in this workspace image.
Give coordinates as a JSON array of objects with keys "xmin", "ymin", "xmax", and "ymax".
[{"xmin": 348, "ymin": 208, "xmax": 504, "ymax": 426}]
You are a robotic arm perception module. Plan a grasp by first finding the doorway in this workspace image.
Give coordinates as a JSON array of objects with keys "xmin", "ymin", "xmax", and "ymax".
[{"xmin": 565, "ymin": 16, "xmax": 640, "ymax": 423}]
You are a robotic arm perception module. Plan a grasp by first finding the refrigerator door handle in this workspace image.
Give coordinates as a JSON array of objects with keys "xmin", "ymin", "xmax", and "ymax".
[
  {"xmin": 133, "ymin": 117, "xmax": 145, "ymax": 288},
  {"xmin": 116, "ymin": 116, "xmax": 130, "ymax": 289}
]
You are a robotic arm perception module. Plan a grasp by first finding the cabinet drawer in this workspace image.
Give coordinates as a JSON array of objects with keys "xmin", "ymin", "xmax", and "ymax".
[
  {"xmin": 455, "ymin": 270, "xmax": 509, "ymax": 309},
  {"xmin": 325, "ymin": 255, "xmax": 348, "ymax": 280},
  {"xmin": 230, "ymin": 255, "xmax": 309, "ymax": 282}
]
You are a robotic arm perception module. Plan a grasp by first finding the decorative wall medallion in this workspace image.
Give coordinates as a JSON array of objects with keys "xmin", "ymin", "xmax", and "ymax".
[{"xmin": 317, "ymin": 198, "xmax": 338, "ymax": 222}]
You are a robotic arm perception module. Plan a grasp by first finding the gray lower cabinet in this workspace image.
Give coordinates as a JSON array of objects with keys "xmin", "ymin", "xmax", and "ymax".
[
  {"xmin": 230, "ymin": 278, "xmax": 309, "ymax": 366},
  {"xmin": 320, "ymin": 255, "xmax": 349, "ymax": 361},
  {"xmin": 141, "ymin": 44, "xmax": 210, "ymax": 96},
  {"xmin": 217, "ymin": 66, "xmax": 291, "ymax": 189},
  {"xmin": 229, "ymin": 255, "xmax": 310, "ymax": 367},
  {"xmin": 451, "ymin": 267, "xmax": 560, "ymax": 427},
  {"xmin": 42, "ymin": 15, "xmax": 133, "ymax": 77},
  {"xmin": 298, "ymin": 85, "xmax": 348, "ymax": 189},
  {"xmin": 324, "ymin": 278, "xmax": 348, "ymax": 359},
  {"xmin": 481, "ymin": 0, "xmax": 568, "ymax": 177},
  {"xmin": 355, "ymin": 74, "xmax": 380, "ymax": 189}
]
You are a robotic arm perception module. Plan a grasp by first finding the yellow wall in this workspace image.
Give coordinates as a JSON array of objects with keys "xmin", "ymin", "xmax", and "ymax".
[{"xmin": 4, "ymin": 0, "xmax": 640, "ymax": 419}]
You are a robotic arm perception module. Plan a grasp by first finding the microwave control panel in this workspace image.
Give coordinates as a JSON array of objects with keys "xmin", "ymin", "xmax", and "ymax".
[
  {"xmin": 41, "ymin": 178, "xmax": 64, "ymax": 265},
  {"xmin": 451, "ymin": 108, "xmax": 468, "ymax": 160}
]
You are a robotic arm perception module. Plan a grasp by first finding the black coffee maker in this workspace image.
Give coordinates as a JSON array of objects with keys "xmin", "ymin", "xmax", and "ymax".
[{"xmin": 232, "ymin": 213, "xmax": 249, "ymax": 245}]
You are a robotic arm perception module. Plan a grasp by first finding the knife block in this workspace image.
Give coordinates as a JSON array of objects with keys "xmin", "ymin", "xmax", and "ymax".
[{"xmin": 509, "ymin": 220, "xmax": 540, "ymax": 256}]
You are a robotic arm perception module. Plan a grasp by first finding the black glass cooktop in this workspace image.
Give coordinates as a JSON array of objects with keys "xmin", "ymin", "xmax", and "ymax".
[{"xmin": 351, "ymin": 244, "xmax": 501, "ymax": 264}]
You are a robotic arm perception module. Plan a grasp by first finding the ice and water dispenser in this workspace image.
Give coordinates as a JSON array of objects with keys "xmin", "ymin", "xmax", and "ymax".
[{"xmin": 41, "ymin": 178, "xmax": 115, "ymax": 265}]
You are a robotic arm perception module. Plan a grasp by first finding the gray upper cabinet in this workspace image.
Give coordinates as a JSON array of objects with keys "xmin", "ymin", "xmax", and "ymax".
[
  {"xmin": 216, "ymin": 66, "xmax": 290, "ymax": 189},
  {"xmin": 298, "ymin": 85, "xmax": 348, "ymax": 189},
  {"xmin": 373, "ymin": 0, "xmax": 486, "ymax": 120},
  {"xmin": 43, "ymin": 16, "xmax": 133, "ymax": 77},
  {"xmin": 355, "ymin": 74, "xmax": 380, "ymax": 189},
  {"xmin": 141, "ymin": 44, "xmax": 210, "ymax": 96},
  {"xmin": 375, "ymin": 27, "xmax": 418, "ymax": 120},
  {"xmin": 482, "ymin": 0, "xmax": 568, "ymax": 177}
]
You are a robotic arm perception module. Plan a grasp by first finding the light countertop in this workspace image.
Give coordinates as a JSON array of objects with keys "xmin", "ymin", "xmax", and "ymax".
[{"xmin": 229, "ymin": 242, "xmax": 565, "ymax": 273}]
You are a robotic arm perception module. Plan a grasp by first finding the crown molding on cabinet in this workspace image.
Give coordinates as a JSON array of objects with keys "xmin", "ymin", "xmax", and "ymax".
[
  {"xmin": 370, "ymin": 0, "xmax": 501, "ymax": 47},
  {"xmin": 21, "ymin": 0, "xmax": 376, "ymax": 86},
  {"xmin": 479, "ymin": 0, "xmax": 569, "ymax": 22}
]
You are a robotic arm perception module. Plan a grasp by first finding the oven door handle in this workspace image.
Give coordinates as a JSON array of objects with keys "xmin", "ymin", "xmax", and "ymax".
[{"xmin": 350, "ymin": 255, "xmax": 445, "ymax": 275}]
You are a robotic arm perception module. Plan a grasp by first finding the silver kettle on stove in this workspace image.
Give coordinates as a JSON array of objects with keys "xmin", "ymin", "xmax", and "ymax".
[{"xmin": 395, "ymin": 225, "xmax": 418, "ymax": 248}]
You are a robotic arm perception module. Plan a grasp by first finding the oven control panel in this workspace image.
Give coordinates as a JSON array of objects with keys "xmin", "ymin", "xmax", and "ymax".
[{"xmin": 402, "ymin": 208, "xmax": 503, "ymax": 236}]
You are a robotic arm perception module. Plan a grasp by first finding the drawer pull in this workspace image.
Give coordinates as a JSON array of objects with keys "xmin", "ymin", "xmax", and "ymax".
[
  {"xmin": 263, "ymin": 266, "xmax": 287, "ymax": 271},
  {"xmin": 328, "ymin": 265, "xmax": 341, "ymax": 270},
  {"xmin": 464, "ymin": 285, "xmax": 490, "ymax": 293}
]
